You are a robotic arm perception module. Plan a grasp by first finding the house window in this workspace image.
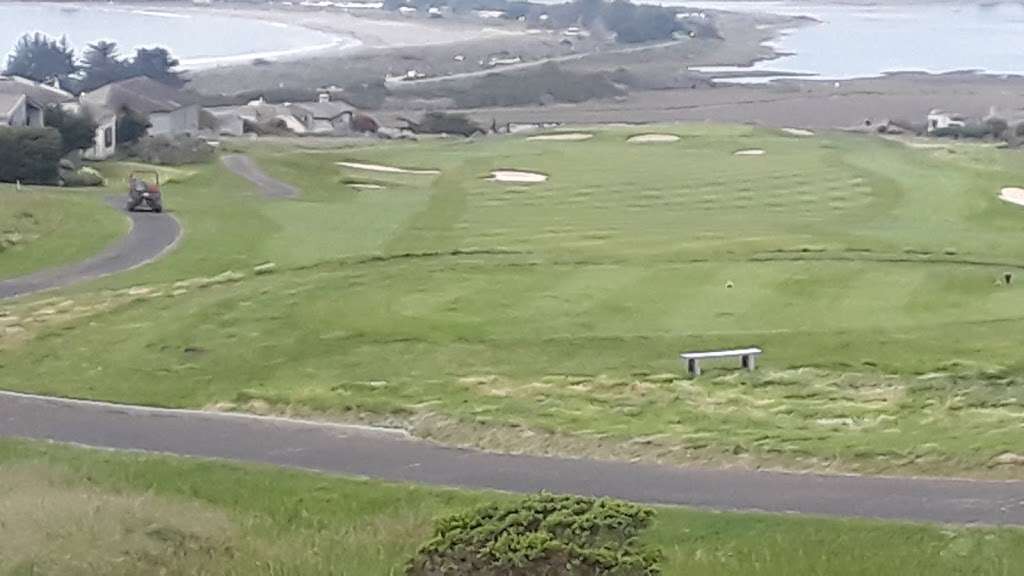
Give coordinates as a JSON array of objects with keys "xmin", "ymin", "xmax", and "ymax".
[{"xmin": 104, "ymin": 127, "xmax": 113, "ymax": 148}]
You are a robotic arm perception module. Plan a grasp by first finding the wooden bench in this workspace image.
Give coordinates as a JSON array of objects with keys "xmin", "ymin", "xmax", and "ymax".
[{"xmin": 680, "ymin": 347, "xmax": 762, "ymax": 377}]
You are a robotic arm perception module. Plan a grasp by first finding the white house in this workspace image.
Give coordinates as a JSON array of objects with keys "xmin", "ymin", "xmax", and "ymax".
[
  {"xmin": 65, "ymin": 102, "xmax": 117, "ymax": 161},
  {"xmin": 927, "ymin": 109, "xmax": 966, "ymax": 133}
]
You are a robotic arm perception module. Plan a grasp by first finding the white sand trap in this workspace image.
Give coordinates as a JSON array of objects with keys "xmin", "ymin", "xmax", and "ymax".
[
  {"xmin": 734, "ymin": 149, "xmax": 766, "ymax": 156},
  {"xmin": 337, "ymin": 161, "xmax": 440, "ymax": 175},
  {"xmin": 782, "ymin": 128, "xmax": 815, "ymax": 136},
  {"xmin": 628, "ymin": 134, "xmax": 681, "ymax": 143},
  {"xmin": 350, "ymin": 184, "xmax": 385, "ymax": 190},
  {"xmin": 999, "ymin": 187, "xmax": 1024, "ymax": 207},
  {"xmin": 488, "ymin": 170, "xmax": 548, "ymax": 183},
  {"xmin": 527, "ymin": 132, "xmax": 593, "ymax": 142}
]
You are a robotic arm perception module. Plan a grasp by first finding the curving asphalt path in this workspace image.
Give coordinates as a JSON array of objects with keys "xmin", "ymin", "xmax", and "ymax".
[
  {"xmin": 0, "ymin": 198, "xmax": 181, "ymax": 300},
  {"xmin": 1, "ymin": 390, "xmax": 1022, "ymax": 526},
  {"xmin": 221, "ymin": 154, "xmax": 299, "ymax": 198}
]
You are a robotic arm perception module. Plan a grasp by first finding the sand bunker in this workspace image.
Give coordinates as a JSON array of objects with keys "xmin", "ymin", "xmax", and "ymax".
[
  {"xmin": 782, "ymin": 128, "xmax": 815, "ymax": 137},
  {"xmin": 734, "ymin": 149, "xmax": 766, "ymax": 156},
  {"xmin": 336, "ymin": 162, "xmax": 440, "ymax": 175},
  {"xmin": 488, "ymin": 170, "xmax": 548, "ymax": 183},
  {"xmin": 350, "ymin": 184, "xmax": 385, "ymax": 190},
  {"xmin": 999, "ymin": 187, "xmax": 1024, "ymax": 207},
  {"xmin": 527, "ymin": 133, "xmax": 593, "ymax": 142},
  {"xmin": 627, "ymin": 134, "xmax": 681, "ymax": 143}
]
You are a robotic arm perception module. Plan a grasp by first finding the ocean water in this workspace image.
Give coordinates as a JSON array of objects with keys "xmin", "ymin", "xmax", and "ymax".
[
  {"xmin": 0, "ymin": 2, "xmax": 356, "ymax": 69},
  {"xmin": 680, "ymin": 0, "xmax": 1024, "ymax": 79}
]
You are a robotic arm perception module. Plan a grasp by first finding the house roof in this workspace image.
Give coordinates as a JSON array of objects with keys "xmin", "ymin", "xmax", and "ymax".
[
  {"xmin": 0, "ymin": 75, "xmax": 74, "ymax": 107},
  {"xmin": 0, "ymin": 93, "xmax": 26, "ymax": 122},
  {"xmin": 286, "ymin": 101, "xmax": 351, "ymax": 120},
  {"xmin": 82, "ymin": 76, "xmax": 195, "ymax": 115}
]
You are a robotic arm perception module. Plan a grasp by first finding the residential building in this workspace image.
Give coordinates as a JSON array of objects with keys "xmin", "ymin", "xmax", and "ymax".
[
  {"xmin": 0, "ymin": 75, "xmax": 75, "ymax": 128},
  {"xmin": 82, "ymin": 76, "xmax": 200, "ymax": 137}
]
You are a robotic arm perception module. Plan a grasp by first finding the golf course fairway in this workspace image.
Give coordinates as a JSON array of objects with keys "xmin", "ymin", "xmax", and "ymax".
[{"xmin": 3, "ymin": 125, "xmax": 1024, "ymax": 477}]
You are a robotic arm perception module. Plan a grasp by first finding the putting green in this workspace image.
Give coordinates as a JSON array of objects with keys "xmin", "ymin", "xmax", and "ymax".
[{"xmin": 4, "ymin": 125, "xmax": 1024, "ymax": 475}]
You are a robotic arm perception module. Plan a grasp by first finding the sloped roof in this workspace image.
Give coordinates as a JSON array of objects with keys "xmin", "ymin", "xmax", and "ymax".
[
  {"xmin": 82, "ymin": 76, "xmax": 195, "ymax": 115},
  {"xmin": 289, "ymin": 101, "xmax": 351, "ymax": 120},
  {"xmin": 0, "ymin": 75, "xmax": 74, "ymax": 107}
]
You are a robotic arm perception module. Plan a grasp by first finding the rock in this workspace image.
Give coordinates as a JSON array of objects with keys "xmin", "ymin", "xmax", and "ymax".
[
  {"xmin": 991, "ymin": 452, "xmax": 1024, "ymax": 466},
  {"xmin": 254, "ymin": 262, "xmax": 277, "ymax": 275}
]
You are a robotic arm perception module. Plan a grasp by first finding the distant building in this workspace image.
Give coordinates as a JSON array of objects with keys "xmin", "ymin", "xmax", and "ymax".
[
  {"xmin": 82, "ymin": 76, "xmax": 200, "ymax": 137},
  {"xmin": 0, "ymin": 93, "xmax": 29, "ymax": 127},
  {"xmin": 0, "ymin": 75, "xmax": 75, "ymax": 128},
  {"xmin": 927, "ymin": 109, "xmax": 966, "ymax": 133}
]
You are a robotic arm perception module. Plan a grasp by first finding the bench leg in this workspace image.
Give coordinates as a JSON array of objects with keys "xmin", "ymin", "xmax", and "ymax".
[
  {"xmin": 688, "ymin": 358, "xmax": 701, "ymax": 377},
  {"xmin": 742, "ymin": 355, "xmax": 756, "ymax": 371}
]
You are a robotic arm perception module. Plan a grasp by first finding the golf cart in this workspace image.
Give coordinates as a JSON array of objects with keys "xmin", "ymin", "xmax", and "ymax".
[{"xmin": 127, "ymin": 170, "xmax": 163, "ymax": 213}]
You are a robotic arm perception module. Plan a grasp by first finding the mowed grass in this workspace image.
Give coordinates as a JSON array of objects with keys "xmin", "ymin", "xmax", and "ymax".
[
  {"xmin": 0, "ymin": 183, "xmax": 126, "ymax": 279},
  {"xmin": 1, "ymin": 438, "xmax": 1021, "ymax": 576},
  {"xmin": 4, "ymin": 126, "xmax": 1024, "ymax": 475}
]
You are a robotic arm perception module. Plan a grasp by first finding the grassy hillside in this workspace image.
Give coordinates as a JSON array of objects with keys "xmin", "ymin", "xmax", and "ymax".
[
  {"xmin": 0, "ymin": 183, "xmax": 126, "ymax": 279},
  {"xmin": 1, "ymin": 438, "xmax": 1021, "ymax": 576},
  {"xmin": 3, "ymin": 126, "xmax": 1024, "ymax": 476}
]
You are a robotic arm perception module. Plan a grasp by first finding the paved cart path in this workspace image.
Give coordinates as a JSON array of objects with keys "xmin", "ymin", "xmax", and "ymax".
[
  {"xmin": 0, "ymin": 199, "xmax": 181, "ymax": 300},
  {"xmin": 2, "ymin": 391, "xmax": 1022, "ymax": 526}
]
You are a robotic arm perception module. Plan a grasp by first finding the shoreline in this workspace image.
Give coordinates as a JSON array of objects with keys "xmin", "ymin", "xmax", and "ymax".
[{"xmin": 1, "ymin": 0, "xmax": 528, "ymax": 71}]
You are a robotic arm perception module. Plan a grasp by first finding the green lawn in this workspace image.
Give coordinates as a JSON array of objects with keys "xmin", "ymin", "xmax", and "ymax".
[
  {"xmin": 0, "ymin": 183, "xmax": 126, "ymax": 279},
  {"xmin": 3, "ymin": 126, "xmax": 1024, "ymax": 476},
  {"xmin": 1, "ymin": 438, "xmax": 1020, "ymax": 576}
]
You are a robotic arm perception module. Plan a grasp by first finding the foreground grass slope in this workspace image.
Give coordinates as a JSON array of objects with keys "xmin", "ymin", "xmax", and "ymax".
[
  {"xmin": 3, "ymin": 126, "xmax": 1024, "ymax": 475},
  {"xmin": 0, "ymin": 183, "xmax": 126, "ymax": 279},
  {"xmin": 1, "ymin": 438, "xmax": 1021, "ymax": 576}
]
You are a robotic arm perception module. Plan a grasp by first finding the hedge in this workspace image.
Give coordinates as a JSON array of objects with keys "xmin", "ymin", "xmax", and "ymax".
[{"xmin": 0, "ymin": 127, "xmax": 62, "ymax": 184}]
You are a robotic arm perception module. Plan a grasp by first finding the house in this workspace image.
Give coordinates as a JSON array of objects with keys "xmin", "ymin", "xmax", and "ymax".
[
  {"xmin": 927, "ymin": 109, "xmax": 966, "ymax": 133},
  {"xmin": 65, "ymin": 102, "xmax": 117, "ymax": 160},
  {"xmin": 0, "ymin": 75, "xmax": 75, "ymax": 128},
  {"xmin": 0, "ymin": 94, "xmax": 28, "ymax": 127},
  {"xmin": 82, "ymin": 76, "xmax": 200, "ymax": 137},
  {"xmin": 286, "ymin": 94, "xmax": 353, "ymax": 135}
]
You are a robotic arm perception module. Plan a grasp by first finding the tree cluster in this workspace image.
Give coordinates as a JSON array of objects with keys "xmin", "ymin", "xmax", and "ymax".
[{"xmin": 4, "ymin": 33, "xmax": 183, "ymax": 93}]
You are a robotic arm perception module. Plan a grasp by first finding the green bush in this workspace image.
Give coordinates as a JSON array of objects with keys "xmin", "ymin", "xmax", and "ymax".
[
  {"xmin": 61, "ymin": 166, "xmax": 105, "ymax": 187},
  {"xmin": 406, "ymin": 493, "xmax": 663, "ymax": 576},
  {"xmin": 403, "ymin": 112, "xmax": 484, "ymax": 137},
  {"xmin": 44, "ymin": 106, "xmax": 98, "ymax": 154},
  {"xmin": 125, "ymin": 135, "xmax": 214, "ymax": 166},
  {"xmin": 0, "ymin": 127, "xmax": 62, "ymax": 184},
  {"xmin": 117, "ymin": 109, "xmax": 151, "ymax": 145}
]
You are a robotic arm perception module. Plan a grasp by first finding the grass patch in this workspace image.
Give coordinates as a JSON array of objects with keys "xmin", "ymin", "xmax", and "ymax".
[
  {"xmin": 1, "ymin": 438, "xmax": 1021, "ymax": 575},
  {"xmin": 0, "ymin": 183, "xmax": 126, "ymax": 279}
]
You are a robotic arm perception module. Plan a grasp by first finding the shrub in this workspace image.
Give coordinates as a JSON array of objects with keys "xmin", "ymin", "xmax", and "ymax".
[
  {"xmin": 61, "ymin": 166, "xmax": 105, "ymax": 187},
  {"xmin": 985, "ymin": 115, "xmax": 1009, "ymax": 139},
  {"xmin": 125, "ymin": 135, "xmax": 214, "ymax": 166},
  {"xmin": 404, "ymin": 111, "xmax": 484, "ymax": 136},
  {"xmin": 44, "ymin": 106, "xmax": 97, "ymax": 154},
  {"xmin": 0, "ymin": 127, "xmax": 62, "ymax": 184},
  {"xmin": 117, "ymin": 109, "xmax": 151, "ymax": 145},
  {"xmin": 406, "ymin": 493, "xmax": 663, "ymax": 576},
  {"xmin": 350, "ymin": 113, "xmax": 380, "ymax": 133}
]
